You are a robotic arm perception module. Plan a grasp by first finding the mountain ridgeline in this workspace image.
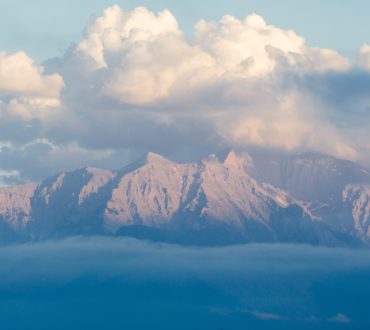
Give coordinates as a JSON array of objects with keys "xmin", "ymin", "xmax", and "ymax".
[{"xmin": 0, "ymin": 151, "xmax": 370, "ymax": 247}]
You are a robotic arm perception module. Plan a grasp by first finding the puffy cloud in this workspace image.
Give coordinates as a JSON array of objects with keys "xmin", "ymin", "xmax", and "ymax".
[
  {"xmin": 69, "ymin": 7, "xmax": 350, "ymax": 104},
  {"xmin": 0, "ymin": 51, "xmax": 64, "ymax": 120},
  {"xmin": 0, "ymin": 5, "xmax": 370, "ymax": 183},
  {"xmin": 72, "ymin": 5, "xmax": 214, "ymax": 104},
  {"xmin": 77, "ymin": 5, "xmax": 181, "ymax": 70},
  {"xmin": 195, "ymin": 13, "xmax": 349, "ymax": 76},
  {"xmin": 358, "ymin": 44, "xmax": 370, "ymax": 69},
  {"xmin": 0, "ymin": 51, "xmax": 63, "ymax": 97}
]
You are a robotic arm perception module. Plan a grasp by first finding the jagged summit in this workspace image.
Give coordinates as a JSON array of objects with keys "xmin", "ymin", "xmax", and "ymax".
[
  {"xmin": 202, "ymin": 154, "xmax": 220, "ymax": 164},
  {"xmin": 223, "ymin": 150, "xmax": 254, "ymax": 170},
  {"xmin": 114, "ymin": 152, "xmax": 175, "ymax": 177},
  {"xmin": 144, "ymin": 152, "xmax": 173, "ymax": 164},
  {"xmin": 0, "ymin": 150, "xmax": 369, "ymax": 247}
]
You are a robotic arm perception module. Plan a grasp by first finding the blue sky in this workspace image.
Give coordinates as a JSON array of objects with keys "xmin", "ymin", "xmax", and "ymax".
[{"xmin": 0, "ymin": 0, "xmax": 369, "ymax": 62}]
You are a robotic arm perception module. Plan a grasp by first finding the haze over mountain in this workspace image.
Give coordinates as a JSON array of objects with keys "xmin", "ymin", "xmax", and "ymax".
[{"xmin": 0, "ymin": 150, "xmax": 369, "ymax": 247}]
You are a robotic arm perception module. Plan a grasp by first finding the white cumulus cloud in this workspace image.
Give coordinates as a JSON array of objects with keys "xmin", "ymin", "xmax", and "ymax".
[
  {"xmin": 0, "ymin": 5, "xmax": 370, "ymax": 183},
  {"xmin": 0, "ymin": 51, "xmax": 64, "ymax": 120},
  {"xmin": 358, "ymin": 43, "xmax": 370, "ymax": 69}
]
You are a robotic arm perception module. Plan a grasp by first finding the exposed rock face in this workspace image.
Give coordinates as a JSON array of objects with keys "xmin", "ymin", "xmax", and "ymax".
[
  {"xmin": 247, "ymin": 151, "xmax": 370, "ymax": 244},
  {"xmin": 0, "ymin": 183, "xmax": 37, "ymax": 230},
  {"xmin": 343, "ymin": 184, "xmax": 370, "ymax": 240},
  {"xmin": 0, "ymin": 151, "xmax": 369, "ymax": 247},
  {"xmin": 251, "ymin": 151, "xmax": 370, "ymax": 203}
]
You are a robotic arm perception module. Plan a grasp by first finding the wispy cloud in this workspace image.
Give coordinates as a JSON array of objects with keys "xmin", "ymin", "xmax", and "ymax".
[
  {"xmin": 328, "ymin": 314, "xmax": 351, "ymax": 324},
  {"xmin": 249, "ymin": 311, "xmax": 287, "ymax": 320}
]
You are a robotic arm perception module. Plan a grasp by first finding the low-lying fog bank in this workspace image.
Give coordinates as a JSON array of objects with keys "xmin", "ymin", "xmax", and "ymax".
[{"xmin": 0, "ymin": 237, "xmax": 369, "ymax": 330}]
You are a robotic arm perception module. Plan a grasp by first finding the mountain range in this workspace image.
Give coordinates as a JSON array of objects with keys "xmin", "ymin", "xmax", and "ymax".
[{"xmin": 0, "ymin": 150, "xmax": 369, "ymax": 247}]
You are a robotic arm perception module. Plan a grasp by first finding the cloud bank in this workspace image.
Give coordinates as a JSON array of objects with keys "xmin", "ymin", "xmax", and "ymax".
[
  {"xmin": 1, "ymin": 5, "xmax": 370, "ymax": 183},
  {"xmin": 0, "ymin": 238, "xmax": 369, "ymax": 329}
]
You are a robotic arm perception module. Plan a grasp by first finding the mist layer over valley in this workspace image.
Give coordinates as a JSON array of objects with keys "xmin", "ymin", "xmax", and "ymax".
[{"xmin": 0, "ymin": 237, "xmax": 369, "ymax": 330}]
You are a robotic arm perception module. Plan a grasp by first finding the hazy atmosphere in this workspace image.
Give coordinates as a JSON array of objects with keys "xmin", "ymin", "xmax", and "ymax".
[
  {"xmin": 1, "ymin": 238, "xmax": 370, "ymax": 329},
  {"xmin": 1, "ymin": 2, "xmax": 370, "ymax": 330},
  {"xmin": 0, "ymin": 1, "xmax": 370, "ymax": 184}
]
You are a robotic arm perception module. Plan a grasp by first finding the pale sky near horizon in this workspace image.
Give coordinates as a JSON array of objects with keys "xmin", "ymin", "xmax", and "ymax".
[{"xmin": 0, "ymin": 0, "xmax": 369, "ymax": 62}]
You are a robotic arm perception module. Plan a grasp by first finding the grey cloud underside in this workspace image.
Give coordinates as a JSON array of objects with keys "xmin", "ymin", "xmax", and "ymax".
[
  {"xmin": 1, "ymin": 5, "xmax": 370, "ymax": 185},
  {"xmin": 0, "ymin": 150, "xmax": 369, "ymax": 247},
  {"xmin": 3, "ymin": 67, "xmax": 370, "ymax": 185}
]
